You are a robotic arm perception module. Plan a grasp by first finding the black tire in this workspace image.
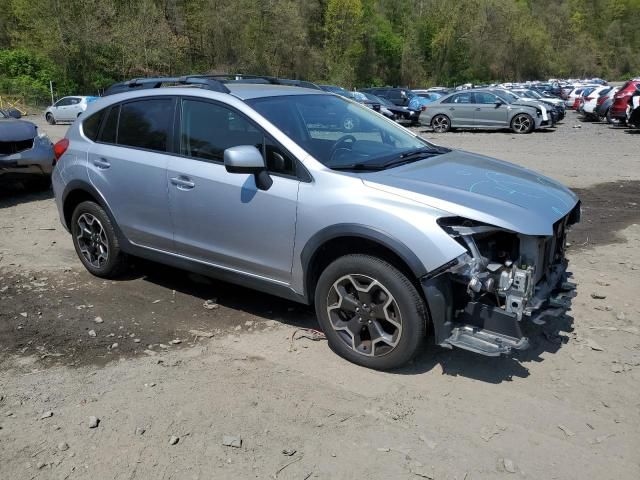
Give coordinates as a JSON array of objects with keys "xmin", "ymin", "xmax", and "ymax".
[
  {"xmin": 71, "ymin": 201, "xmax": 127, "ymax": 278},
  {"xmin": 46, "ymin": 113, "xmax": 56, "ymax": 125},
  {"xmin": 511, "ymin": 113, "xmax": 534, "ymax": 134},
  {"xmin": 431, "ymin": 114, "xmax": 451, "ymax": 133},
  {"xmin": 314, "ymin": 254, "xmax": 427, "ymax": 370},
  {"xmin": 605, "ymin": 108, "xmax": 621, "ymax": 125}
]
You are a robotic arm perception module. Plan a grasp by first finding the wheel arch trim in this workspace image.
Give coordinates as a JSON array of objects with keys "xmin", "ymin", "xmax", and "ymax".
[
  {"xmin": 300, "ymin": 223, "xmax": 428, "ymax": 301},
  {"xmin": 61, "ymin": 180, "xmax": 128, "ymax": 246}
]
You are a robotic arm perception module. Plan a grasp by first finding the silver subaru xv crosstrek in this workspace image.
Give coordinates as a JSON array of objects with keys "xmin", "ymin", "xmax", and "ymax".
[{"xmin": 52, "ymin": 75, "xmax": 580, "ymax": 370}]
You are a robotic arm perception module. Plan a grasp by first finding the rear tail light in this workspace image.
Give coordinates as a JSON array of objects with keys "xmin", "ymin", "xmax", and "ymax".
[
  {"xmin": 585, "ymin": 97, "xmax": 593, "ymax": 101},
  {"xmin": 597, "ymin": 96, "xmax": 606, "ymax": 105},
  {"xmin": 53, "ymin": 138, "xmax": 69, "ymax": 163}
]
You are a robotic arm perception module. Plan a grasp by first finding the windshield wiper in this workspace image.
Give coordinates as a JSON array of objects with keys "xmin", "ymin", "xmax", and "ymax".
[
  {"xmin": 399, "ymin": 146, "xmax": 450, "ymax": 158},
  {"xmin": 330, "ymin": 146, "xmax": 450, "ymax": 172},
  {"xmin": 330, "ymin": 163, "xmax": 384, "ymax": 171}
]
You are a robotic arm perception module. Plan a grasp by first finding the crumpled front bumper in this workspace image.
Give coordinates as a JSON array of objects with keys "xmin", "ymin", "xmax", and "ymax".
[
  {"xmin": 0, "ymin": 141, "xmax": 54, "ymax": 177},
  {"xmin": 423, "ymin": 264, "xmax": 576, "ymax": 357}
]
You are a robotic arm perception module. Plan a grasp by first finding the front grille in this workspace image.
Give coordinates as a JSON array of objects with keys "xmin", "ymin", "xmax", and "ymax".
[{"xmin": 0, "ymin": 139, "xmax": 33, "ymax": 155}]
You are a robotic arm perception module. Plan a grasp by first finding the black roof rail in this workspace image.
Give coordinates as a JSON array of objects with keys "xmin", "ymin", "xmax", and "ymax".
[
  {"xmin": 104, "ymin": 74, "xmax": 321, "ymax": 96},
  {"xmin": 205, "ymin": 74, "xmax": 322, "ymax": 90},
  {"xmin": 103, "ymin": 75, "xmax": 230, "ymax": 96}
]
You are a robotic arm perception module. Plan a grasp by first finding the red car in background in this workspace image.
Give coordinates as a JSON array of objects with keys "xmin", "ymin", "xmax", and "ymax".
[{"xmin": 610, "ymin": 80, "xmax": 640, "ymax": 123}]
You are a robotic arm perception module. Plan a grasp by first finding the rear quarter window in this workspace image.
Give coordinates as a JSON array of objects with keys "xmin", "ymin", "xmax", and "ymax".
[
  {"xmin": 117, "ymin": 99, "xmax": 173, "ymax": 152},
  {"xmin": 82, "ymin": 109, "xmax": 106, "ymax": 141}
]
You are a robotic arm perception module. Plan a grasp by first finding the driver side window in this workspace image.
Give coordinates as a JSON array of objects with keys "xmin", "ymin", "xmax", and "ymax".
[{"xmin": 180, "ymin": 99, "xmax": 296, "ymax": 177}]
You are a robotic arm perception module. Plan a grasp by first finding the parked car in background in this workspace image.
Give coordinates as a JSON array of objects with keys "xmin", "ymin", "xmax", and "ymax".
[
  {"xmin": 0, "ymin": 107, "xmax": 23, "ymax": 119},
  {"xmin": 0, "ymin": 110, "xmax": 54, "ymax": 189},
  {"xmin": 349, "ymin": 91, "xmax": 382, "ymax": 113},
  {"xmin": 565, "ymin": 86, "xmax": 594, "ymax": 108},
  {"xmin": 626, "ymin": 89, "xmax": 640, "ymax": 128},
  {"xmin": 422, "ymin": 89, "xmax": 547, "ymax": 133},
  {"xmin": 360, "ymin": 87, "xmax": 424, "ymax": 124},
  {"xmin": 45, "ymin": 96, "xmax": 98, "ymax": 124},
  {"xmin": 358, "ymin": 92, "xmax": 403, "ymax": 120},
  {"xmin": 319, "ymin": 85, "xmax": 354, "ymax": 99},
  {"xmin": 610, "ymin": 80, "xmax": 640, "ymax": 124},
  {"xmin": 511, "ymin": 88, "xmax": 565, "ymax": 121},
  {"xmin": 579, "ymin": 86, "xmax": 612, "ymax": 120},
  {"xmin": 594, "ymin": 86, "xmax": 619, "ymax": 122},
  {"xmin": 53, "ymin": 75, "xmax": 580, "ymax": 369},
  {"xmin": 412, "ymin": 90, "xmax": 444, "ymax": 102}
]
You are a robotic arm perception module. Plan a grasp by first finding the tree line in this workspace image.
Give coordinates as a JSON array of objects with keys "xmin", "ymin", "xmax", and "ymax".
[{"xmin": 0, "ymin": 0, "xmax": 639, "ymax": 104}]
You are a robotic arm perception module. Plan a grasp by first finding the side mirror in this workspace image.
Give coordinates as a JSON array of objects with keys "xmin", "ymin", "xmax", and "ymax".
[
  {"xmin": 495, "ymin": 100, "xmax": 504, "ymax": 107},
  {"xmin": 224, "ymin": 145, "xmax": 272, "ymax": 191}
]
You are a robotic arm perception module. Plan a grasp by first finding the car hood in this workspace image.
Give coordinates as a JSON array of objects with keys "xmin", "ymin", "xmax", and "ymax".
[
  {"xmin": 363, "ymin": 150, "xmax": 578, "ymax": 236},
  {"xmin": 0, "ymin": 119, "xmax": 38, "ymax": 142}
]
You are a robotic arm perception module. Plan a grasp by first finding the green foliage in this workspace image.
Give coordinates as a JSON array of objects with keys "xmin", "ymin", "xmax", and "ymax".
[{"xmin": 0, "ymin": 0, "xmax": 638, "ymax": 102}]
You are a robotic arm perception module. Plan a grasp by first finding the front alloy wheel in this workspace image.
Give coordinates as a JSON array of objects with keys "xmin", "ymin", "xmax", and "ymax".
[
  {"xmin": 327, "ymin": 274, "xmax": 402, "ymax": 357},
  {"xmin": 511, "ymin": 113, "xmax": 534, "ymax": 133},
  {"xmin": 315, "ymin": 254, "xmax": 427, "ymax": 370}
]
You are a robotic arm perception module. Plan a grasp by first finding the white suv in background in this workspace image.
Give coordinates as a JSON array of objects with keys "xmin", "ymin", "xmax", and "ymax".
[{"xmin": 45, "ymin": 96, "xmax": 98, "ymax": 124}]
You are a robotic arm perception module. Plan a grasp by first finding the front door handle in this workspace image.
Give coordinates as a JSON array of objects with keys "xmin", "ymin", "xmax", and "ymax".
[
  {"xmin": 170, "ymin": 176, "xmax": 195, "ymax": 190},
  {"xmin": 476, "ymin": 107, "xmax": 482, "ymax": 111},
  {"xmin": 93, "ymin": 158, "xmax": 110, "ymax": 169}
]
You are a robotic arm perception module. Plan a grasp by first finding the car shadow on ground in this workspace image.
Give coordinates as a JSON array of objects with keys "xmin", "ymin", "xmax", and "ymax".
[
  {"xmin": 0, "ymin": 184, "xmax": 53, "ymax": 208},
  {"xmin": 131, "ymin": 259, "xmax": 576, "ymax": 384},
  {"xmin": 126, "ymin": 258, "xmax": 317, "ymax": 330},
  {"xmin": 390, "ymin": 312, "xmax": 575, "ymax": 384}
]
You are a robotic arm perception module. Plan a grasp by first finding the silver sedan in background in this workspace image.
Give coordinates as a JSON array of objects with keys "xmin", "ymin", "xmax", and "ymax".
[{"xmin": 422, "ymin": 89, "xmax": 547, "ymax": 134}]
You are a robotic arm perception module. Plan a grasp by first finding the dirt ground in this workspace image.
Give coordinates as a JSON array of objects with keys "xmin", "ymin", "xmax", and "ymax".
[{"xmin": 1, "ymin": 114, "xmax": 639, "ymax": 480}]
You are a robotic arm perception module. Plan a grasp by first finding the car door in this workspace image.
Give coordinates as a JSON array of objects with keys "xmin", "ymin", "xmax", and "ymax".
[
  {"xmin": 443, "ymin": 92, "xmax": 475, "ymax": 126},
  {"xmin": 52, "ymin": 97, "xmax": 72, "ymax": 121},
  {"xmin": 67, "ymin": 97, "xmax": 83, "ymax": 119},
  {"xmin": 167, "ymin": 97, "xmax": 299, "ymax": 284},
  {"xmin": 87, "ymin": 97, "xmax": 175, "ymax": 251},
  {"xmin": 473, "ymin": 92, "xmax": 509, "ymax": 127}
]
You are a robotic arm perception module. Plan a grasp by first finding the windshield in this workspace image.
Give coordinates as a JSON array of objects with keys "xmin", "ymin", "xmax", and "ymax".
[
  {"xmin": 248, "ymin": 94, "xmax": 442, "ymax": 170},
  {"xmin": 494, "ymin": 90, "xmax": 519, "ymax": 103}
]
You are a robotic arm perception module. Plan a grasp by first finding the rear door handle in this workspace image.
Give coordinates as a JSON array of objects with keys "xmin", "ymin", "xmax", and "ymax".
[
  {"xmin": 170, "ymin": 176, "xmax": 195, "ymax": 190},
  {"xmin": 449, "ymin": 107, "xmax": 455, "ymax": 111},
  {"xmin": 93, "ymin": 158, "xmax": 110, "ymax": 169},
  {"xmin": 476, "ymin": 107, "xmax": 482, "ymax": 111}
]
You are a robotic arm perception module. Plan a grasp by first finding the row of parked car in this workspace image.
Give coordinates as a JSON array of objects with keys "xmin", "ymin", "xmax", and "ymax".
[
  {"xmin": 562, "ymin": 79, "xmax": 640, "ymax": 128},
  {"xmin": 319, "ymin": 82, "xmax": 566, "ymax": 134}
]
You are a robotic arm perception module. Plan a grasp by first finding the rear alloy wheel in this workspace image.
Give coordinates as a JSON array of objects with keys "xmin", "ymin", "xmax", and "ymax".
[
  {"xmin": 315, "ymin": 254, "xmax": 426, "ymax": 370},
  {"xmin": 511, "ymin": 113, "xmax": 534, "ymax": 134},
  {"xmin": 606, "ymin": 109, "xmax": 621, "ymax": 125},
  {"xmin": 431, "ymin": 114, "xmax": 450, "ymax": 133},
  {"xmin": 45, "ymin": 113, "xmax": 56, "ymax": 125},
  {"xmin": 71, "ymin": 201, "xmax": 127, "ymax": 278}
]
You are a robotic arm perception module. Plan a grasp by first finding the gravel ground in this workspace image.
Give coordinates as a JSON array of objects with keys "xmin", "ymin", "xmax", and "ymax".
[{"xmin": 1, "ymin": 112, "xmax": 639, "ymax": 480}]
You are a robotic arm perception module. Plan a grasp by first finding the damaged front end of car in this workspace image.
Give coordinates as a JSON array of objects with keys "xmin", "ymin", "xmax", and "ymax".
[{"xmin": 423, "ymin": 204, "xmax": 581, "ymax": 356}]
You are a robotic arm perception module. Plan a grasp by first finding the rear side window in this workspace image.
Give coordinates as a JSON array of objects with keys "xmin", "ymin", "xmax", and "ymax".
[
  {"xmin": 82, "ymin": 109, "xmax": 106, "ymax": 141},
  {"xmin": 99, "ymin": 106, "xmax": 119, "ymax": 144},
  {"xmin": 117, "ymin": 99, "xmax": 173, "ymax": 152}
]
